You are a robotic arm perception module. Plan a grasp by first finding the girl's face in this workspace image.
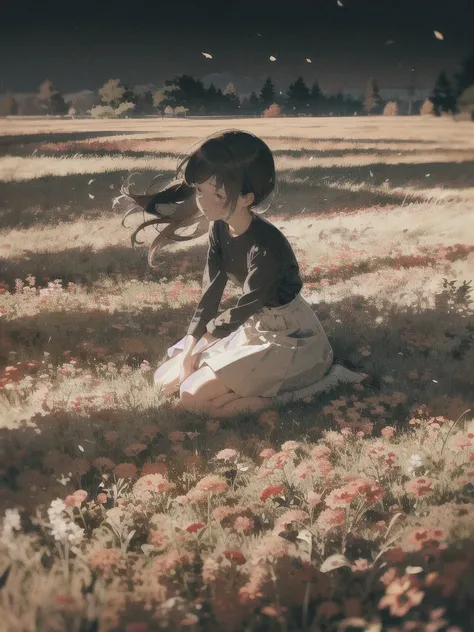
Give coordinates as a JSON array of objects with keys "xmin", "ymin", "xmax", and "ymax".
[{"xmin": 194, "ymin": 176, "xmax": 231, "ymax": 220}]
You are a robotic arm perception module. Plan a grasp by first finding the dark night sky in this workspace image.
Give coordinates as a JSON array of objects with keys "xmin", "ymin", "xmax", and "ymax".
[{"xmin": 0, "ymin": 0, "xmax": 473, "ymax": 95}]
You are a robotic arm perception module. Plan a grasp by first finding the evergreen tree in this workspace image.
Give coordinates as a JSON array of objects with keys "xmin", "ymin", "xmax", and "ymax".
[
  {"xmin": 430, "ymin": 71, "xmax": 458, "ymax": 116},
  {"xmin": 363, "ymin": 77, "xmax": 383, "ymax": 115},
  {"xmin": 453, "ymin": 51, "xmax": 474, "ymax": 98},
  {"xmin": 286, "ymin": 76, "xmax": 311, "ymax": 115},
  {"xmin": 310, "ymin": 80, "xmax": 325, "ymax": 115},
  {"xmin": 260, "ymin": 77, "xmax": 276, "ymax": 107}
]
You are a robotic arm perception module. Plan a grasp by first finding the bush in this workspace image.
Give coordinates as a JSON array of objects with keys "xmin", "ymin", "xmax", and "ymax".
[
  {"xmin": 420, "ymin": 98, "xmax": 435, "ymax": 116},
  {"xmin": 383, "ymin": 101, "xmax": 398, "ymax": 116},
  {"xmin": 262, "ymin": 103, "xmax": 281, "ymax": 118},
  {"xmin": 89, "ymin": 102, "xmax": 135, "ymax": 119}
]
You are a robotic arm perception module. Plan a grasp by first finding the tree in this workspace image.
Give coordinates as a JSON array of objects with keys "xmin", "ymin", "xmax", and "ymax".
[
  {"xmin": 383, "ymin": 101, "xmax": 399, "ymax": 116},
  {"xmin": 286, "ymin": 76, "xmax": 311, "ymax": 115},
  {"xmin": 259, "ymin": 77, "xmax": 276, "ymax": 108},
  {"xmin": 161, "ymin": 75, "xmax": 207, "ymax": 115},
  {"xmin": 310, "ymin": 81, "xmax": 325, "ymax": 115},
  {"xmin": 430, "ymin": 71, "xmax": 458, "ymax": 116},
  {"xmin": 364, "ymin": 77, "xmax": 383, "ymax": 115},
  {"xmin": 98, "ymin": 79, "xmax": 126, "ymax": 108},
  {"xmin": 37, "ymin": 79, "xmax": 68, "ymax": 115},
  {"xmin": 420, "ymin": 98, "xmax": 434, "ymax": 116},
  {"xmin": 453, "ymin": 51, "xmax": 474, "ymax": 98},
  {"xmin": 0, "ymin": 91, "xmax": 19, "ymax": 115},
  {"xmin": 134, "ymin": 90, "xmax": 155, "ymax": 115}
]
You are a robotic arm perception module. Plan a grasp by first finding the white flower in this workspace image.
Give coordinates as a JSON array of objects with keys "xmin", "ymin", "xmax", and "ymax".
[
  {"xmin": 47, "ymin": 498, "xmax": 66, "ymax": 522},
  {"xmin": 50, "ymin": 516, "xmax": 84, "ymax": 546},
  {"xmin": 407, "ymin": 454, "xmax": 423, "ymax": 474},
  {"xmin": 0, "ymin": 508, "xmax": 22, "ymax": 542}
]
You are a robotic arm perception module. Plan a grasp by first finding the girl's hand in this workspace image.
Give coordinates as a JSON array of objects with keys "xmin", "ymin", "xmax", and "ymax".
[{"xmin": 179, "ymin": 352, "xmax": 200, "ymax": 386}]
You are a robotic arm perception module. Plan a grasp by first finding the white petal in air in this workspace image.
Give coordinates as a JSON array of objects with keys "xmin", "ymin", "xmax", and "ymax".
[
  {"xmin": 434, "ymin": 31, "xmax": 444, "ymax": 40},
  {"xmin": 269, "ymin": 55, "xmax": 277, "ymax": 61},
  {"xmin": 385, "ymin": 40, "xmax": 394, "ymax": 45},
  {"xmin": 337, "ymin": 0, "xmax": 343, "ymax": 6},
  {"xmin": 202, "ymin": 52, "xmax": 213, "ymax": 59},
  {"xmin": 88, "ymin": 178, "xmax": 95, "ymax": 185},
  {"xmin": 88, "ymin": 194, "xmax": 95, "ymax": 199},
  {"xmin": 306, "ymin": 58, "xmax": 312, "ymax": 63}
]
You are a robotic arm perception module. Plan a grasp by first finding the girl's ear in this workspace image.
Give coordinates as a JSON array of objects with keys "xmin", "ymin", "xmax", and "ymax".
[{"xmin": 242, "ymin": 191, "xmax": 255, "ymax": 207}]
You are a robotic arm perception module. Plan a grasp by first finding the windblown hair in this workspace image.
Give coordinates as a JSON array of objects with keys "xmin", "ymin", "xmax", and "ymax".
[{"xmin": 116, "ymin": 129, "xmax": 277, "ymax": 269}]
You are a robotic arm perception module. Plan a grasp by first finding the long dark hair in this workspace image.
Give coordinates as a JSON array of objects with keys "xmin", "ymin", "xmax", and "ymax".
[{"xmin": 116, "ymin": 129, "xmax": 277, "ymax": 269}]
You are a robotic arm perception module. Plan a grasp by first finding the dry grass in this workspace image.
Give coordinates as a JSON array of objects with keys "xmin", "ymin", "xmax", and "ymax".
[{"xmin": 0, "ymin": 115, "xmax": 474, "ymax": 631}]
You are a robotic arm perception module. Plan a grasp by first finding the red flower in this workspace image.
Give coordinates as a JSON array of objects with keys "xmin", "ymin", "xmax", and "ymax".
[
  {"xmin": 186, "ymin": 522, "xmax": 206, "ymax": 533},
  {"xmin": 260, "ymin": 484, "xmax": 285, "ymax": 501},
  {"xmin": 223, "ymin": 550, "xmax": 246, "ymax": 565}
]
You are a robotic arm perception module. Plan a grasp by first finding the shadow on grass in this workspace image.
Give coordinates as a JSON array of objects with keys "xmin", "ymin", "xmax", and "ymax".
[
  {"xmin": 285, "ymin": 162, "xmax": 474, "ymax": 190},
  {"xmin": 0, "ymin": 160, "xmax": 436, "ymax": 231},
  {"xmin": 1, "ymin": 282, "xmax": 472, "ymax": 517},
  {"xmin": 9, "ymin": 146, "xmax": 473, "ymax": 161},
  {"xmin": 0, "ymin": 131, "xmax": 149, "ymax": 155}
]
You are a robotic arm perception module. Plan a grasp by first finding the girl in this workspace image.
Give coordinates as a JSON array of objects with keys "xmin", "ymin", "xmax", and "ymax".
[{"xmin": 119, "ymin": 129, "xmax": 379, "ymax": 418}]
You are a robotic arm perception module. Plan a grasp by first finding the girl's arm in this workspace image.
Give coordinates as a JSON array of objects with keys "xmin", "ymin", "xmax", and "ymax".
[
  {"xmin": 205, "ymin": 245, "xmax": 284, "ymax": 339},
  {"xmin": 188, "ymin": 332, "xmax": 221, "ymax": 357},
  {"xmin": 186, "ymin": 222, "xmax": 228, "ymax": 341}
]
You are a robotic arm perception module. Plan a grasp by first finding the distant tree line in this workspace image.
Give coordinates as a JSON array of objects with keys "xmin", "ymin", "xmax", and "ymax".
[{"xmin": 1, "ymin": 50, "xmax": 473, "ymax": 120}]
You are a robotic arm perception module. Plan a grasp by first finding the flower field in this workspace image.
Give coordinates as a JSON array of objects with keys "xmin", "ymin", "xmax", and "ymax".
[{"xmin": 0, "ymin": 116, "xmax": 474, "ymax": 631}]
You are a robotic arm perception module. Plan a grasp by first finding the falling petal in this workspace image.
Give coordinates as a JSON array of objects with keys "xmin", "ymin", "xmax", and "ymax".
[
  {"xmin": 202, "ymin": 52, "xmax": 213, "ymax": 59},
  {"xmin": 109, "ymin": 184, "xmax": 114, "ymax": 189},
  {"xmin": 369, "ymin": 170, "xmax": 374, "ymax": 177},
  {"xmin": 88, "ymin": 178, "xmax": 95, "ymax": 185},
  {"xmin": 425, "ymin": 174, "xmax": 431, "ymax": 177},
  {"xmin": 306, "ymin": 58, "xmax": 312, "ymax": 63},
  {"xmin": 78, "ymin": 445, "xmax": 85, "ymax": 452},
  {"xmin": 89, "ymin": 193, "xmax": 95, "ymax": 199},
  {"xmin": 434, "ymin": 30, "xmax": 444, "ymax": 40},
  {"xmin": 269, "ymin": 55, "xmax": 277, "ymax": 61},
  {"xmin": 385, "ymin": 40, "xmax": 394, "ymax": 45},
  {"xmin": 257, "ymin": 32, "xmax": 262, "ymax": 36},
  {"xmin": 337, "ymin": 0, "xmax": 343, "ymax": 6}
]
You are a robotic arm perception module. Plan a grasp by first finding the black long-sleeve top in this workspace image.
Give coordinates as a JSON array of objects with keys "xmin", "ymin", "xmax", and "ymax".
[{"xmin": 186, "ymin": 212, "xmax": 303, "ymax": 340}]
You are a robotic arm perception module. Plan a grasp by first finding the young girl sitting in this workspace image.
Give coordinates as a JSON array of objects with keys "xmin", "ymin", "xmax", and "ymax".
[{"xmin": 120, "ymin": 129, "xmax": 379, "ymax": 418}]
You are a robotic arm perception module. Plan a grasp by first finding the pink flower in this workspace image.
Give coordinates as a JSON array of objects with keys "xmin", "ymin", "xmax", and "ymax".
[
  {"xmin": 133, "ymin": 474, "xmax": 175, "ymax": 500},
  {"xmin": 281, "ymin": 440, "xmax": 300, "ymax": 451},
  {"xmin": 234, "ymin": 516, "xmax": 255, "ymax": 534},
  {"xmin": 307, "ymin": 491, "xmax": 322, "ymax": 508},
  {"xmin": 274, "ymin": 509, "xmax": 309, "ymax": 531},
  {"xmin": 378, "ymin": 576, "xmax": 425, "ymax": 617},
  {"xmin": 316, "ymin": 508, "xmax": 345, "ymax": 531},
  {"xmin": 317, "ymin": 459, "xmax": 335, "ymax": 477},
  {"xmin": 195, "ymin": 475, "xmax": 229, "ymax": 493},
  {"xmin": 293, "ymin": 461, "xmax": 316, "ymax": 479},
  {"xmin": 311, "ymin": 445, "xmax": 332, "ymax": 460},
  {"xmin": 259, "ymin": 448, "xmax": 276, "ymax": 459},
  {"xmin": 381, "ymin": 426, "xmax": 396, "ymax": 438},
  {"xmin": 223, "ymin": 550, "xmax": 246, "ymax": 565},
  {"xmin": 186, "ymin": 522, "xmax": 206, "ymax": 533},
  {"xmin": 97, "ymin": 493, "xmax": 107, "ymax": 504},
  {"xmin": 325, "ymin": 486, "xmax": 358, "ymax": 509},
  {"xmin": 260, "ymin": 484, "xmax": 285, "ymax": 501},
  {"xmin": 214, "ymin": 448, "xmax": 238, "ymax": 461},
  {"xmin": 405, "ymin": 477, "xmax": 434, "ymax": 498}
]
